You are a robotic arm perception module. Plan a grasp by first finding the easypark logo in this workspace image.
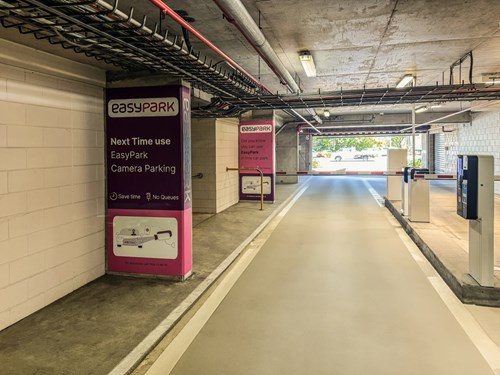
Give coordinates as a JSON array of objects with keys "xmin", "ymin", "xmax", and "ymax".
[
  {"xmin": 108, "ymin": 97, "xmax": 179, "ymax": 118},
  {"xmin": 240, "ymin": 124, "xmax": 273, "ymax": 133}
]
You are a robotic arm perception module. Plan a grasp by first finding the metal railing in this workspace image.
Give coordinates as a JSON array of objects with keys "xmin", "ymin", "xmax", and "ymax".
[{"xmin": 226, "ymin": 167, "xmax": 264, "ymax": 210}]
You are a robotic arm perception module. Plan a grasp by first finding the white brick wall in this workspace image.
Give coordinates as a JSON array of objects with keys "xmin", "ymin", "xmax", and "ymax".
[
  {"xmin": 191, "ymin": 118, "xmax": 239, "ymax": 213},
  {"xmin": 215, "ymin": 118, "xmax": 239, "ymax": 213},
  {"xmin": 0, "ymin": 41, "xmax": 105, "ymax": 331},
  {"xmin": 443, "ymin": 130, "xmax": 458, "ymax": 174},
  {"xmin": 439, "ymin": 111, "xmax": 500, "ymax": 195},
  {"xmin": 465, "ymin": 111, "xmax": 500, "ymax": 194},
  {"xmin": 191, "ymin": 118, "xmax": 217, "ymax": 213}
]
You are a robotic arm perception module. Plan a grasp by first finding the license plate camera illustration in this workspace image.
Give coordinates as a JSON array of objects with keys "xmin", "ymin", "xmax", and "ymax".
[{"xmin": 113, "ymin": 216, "xmax": 178, "ymax": 259}]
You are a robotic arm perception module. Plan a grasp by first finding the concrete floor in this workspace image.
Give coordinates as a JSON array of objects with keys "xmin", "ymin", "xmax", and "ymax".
[
  {"xmin": 0, "ymin": 183, "xmax": 304, "ymax": 375},
  {"xmin": 153, "ymin": 177, "xmax": 500, "ymax": 375},
  {"xmin": 1, "ymin": 176, "xmax": 500, "ymax": 374},
  {"xmin": 386, "ymin": 180, "xmax": 500, "ymax": 305}
]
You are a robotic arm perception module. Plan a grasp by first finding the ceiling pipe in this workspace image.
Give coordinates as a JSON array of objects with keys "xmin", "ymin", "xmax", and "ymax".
[
  {"xmin": 213, "ymin": 0, "xmax": 322, "ymax": 127},
  {"xmin": 148, "ymin": 0, "xmax": 271, "ymax": 94},
  {"xmin": 400, "ymin": 100, "xmax": 499, "ymax": 132},
  {"xmin": 213, "ymin": 0, "xmax": 300, "ymax": 94},
  {"xmin": 289, "ymin": 109, "xmax": 322, "ymax": 133},
  {"xmin": 277, "ymin": 118, "xmax": 324, "ymax": 136},
  {"xmin": 149, "ymin": 1, "xmax": 321, "ymax": 131}
]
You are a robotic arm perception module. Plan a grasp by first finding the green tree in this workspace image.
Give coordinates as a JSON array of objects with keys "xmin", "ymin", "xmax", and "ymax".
[
  {"xmin": 390, "ymin": 136, "xmax": 407, "ymax": 148},
  {"xmin": 313, "ymin": 137, "xmax": 383, "ymax": 152},
  {"xmin": 312, "ymin": 137, "xmax": 336, "ymax": 152}
]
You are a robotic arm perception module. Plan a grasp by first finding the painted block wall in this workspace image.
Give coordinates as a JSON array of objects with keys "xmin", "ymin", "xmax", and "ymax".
[
  {"xmin": 276, "ymin": 124, "xmax": 298, "ymax": 184},
  {"xmin": 191, "ymin": 118, "xmax": 217, "ymax": 213},
  {"xmin": 444, "ymin": 130, "xmax": 459, "ymax": 174},
  {"xmin": 460, "ymin": 111, "xmax": 500, "ymax": 195},
  {"xmin": 438, "ymin": 111, "xmax": 500, "ymax": 195},
  {"xmin": 191, "ymin": 118, "xmax": 238, "ymax": 213},
  {"xmin": 298, "ymin": 134, "xmax": 313, "ymax": 172},
  {"xmin": 215, "ymin": 118, "xmax": 239, "ymax": 213},
  {"xmin": 0, "ymin": 41, "xmax": 106, "ymax": 331}
]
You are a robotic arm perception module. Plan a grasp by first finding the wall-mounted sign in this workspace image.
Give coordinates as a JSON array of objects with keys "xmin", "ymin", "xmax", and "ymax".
[
  {"xmin": 106, "ymin": 85, "xmax": 192, "ymax": 279},
  {"xmin": 239, "ymin": 119, "xmax": 275, "ymax": 202}
]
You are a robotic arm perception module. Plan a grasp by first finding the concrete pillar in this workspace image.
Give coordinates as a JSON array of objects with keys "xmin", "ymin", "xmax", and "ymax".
[
  {"xmin": 428, "ymin": 134, "xmax": 436, "ymax": 173},
  {"xmin": 241, "ymin": 109, "xmax": 275, "ymax": 121},
  {"xmin": 191, "ymin": 118, "xmax": 239, "ymax": 213},
  {"xmin": 421, "ymin": 132, "xmax": 429, "ymax": 169},
  {"xmin": 276, "ymin": 123, "xmax": 299, "ymax": 184},
  {"xmin": 106, "ymin": 83, "xmax": 192, "ymax": 279},
  {"xmin": 191, "ymin": 118, "xmax": 216, "ymax": 213},
  {"xmin": 242, "ymin": 110, "xmax": 299, "ymax": 184},
  {"xmin": 299, "ymin": 133, "xmax": 313, "ymax": 172}
]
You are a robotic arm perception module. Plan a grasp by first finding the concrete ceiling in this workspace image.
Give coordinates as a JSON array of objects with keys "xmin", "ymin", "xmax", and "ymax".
[
  {"xmin": 113, "ymin": 0, "xmax": 500, "ymax": 118},
  {"xmin": 1, "ymin": 0, "xmax": 500, "ymax": 119},
  {"xmin": 127, "ymin": 0, "xmax": 500, "ymax": 93}
]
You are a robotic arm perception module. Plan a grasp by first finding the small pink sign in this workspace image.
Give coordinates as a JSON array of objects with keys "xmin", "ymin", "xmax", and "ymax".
[
  {"xmin": 239, "ymin": 120, "xmax": 275, "ymax": 201},
  {"xmin": 239, "ymin": 120, "xmax": 275, "ymax": 173}
]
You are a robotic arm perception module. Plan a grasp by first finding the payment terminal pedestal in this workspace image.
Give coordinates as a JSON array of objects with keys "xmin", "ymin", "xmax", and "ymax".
[{"xmin": 457, "ymin": 155, "xmax": 494, "ymax": 287}]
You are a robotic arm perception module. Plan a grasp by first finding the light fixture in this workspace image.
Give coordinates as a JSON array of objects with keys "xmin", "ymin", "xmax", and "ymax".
[
  {"xmin": 430, "ymin": 102, "xmax": 443, "ymax": 109},
  {"xmin": 299, "ymin": 51, "xmax": 317, "ymax": 77},
  {"xmin": 323, "ymin": 109, "xmax": 330, "ymax": 118},
  {"xmin": 415, "ymin": 105, "xmax": 428, "ymax": 113},
  {"xmin": 396, "ymin": 74, "xmax": 414, "ymax": 88}
]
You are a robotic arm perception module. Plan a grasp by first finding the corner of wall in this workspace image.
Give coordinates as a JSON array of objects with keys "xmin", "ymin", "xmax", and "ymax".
[{"xmin": 215, "ymin": 118, "xmax": 239, "ymax": 212}]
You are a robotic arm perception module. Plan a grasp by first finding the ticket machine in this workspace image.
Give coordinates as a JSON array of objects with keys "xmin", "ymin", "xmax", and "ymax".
[
  {"xmin": 457, "ymin": 155, "xmax": 478, "ymax": 219},
  {"xmin": 457, "ymin": 155, "xmax": 494, "ymax": 286}
]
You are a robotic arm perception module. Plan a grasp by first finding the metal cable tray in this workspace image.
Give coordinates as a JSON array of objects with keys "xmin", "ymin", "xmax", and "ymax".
[
  {"xmin": 0, "ymin": 0, "xmax": 263, "ymax": 99},
  {"xmin": 2, "ymin": 2, "xmax": 500, "ymax": 119},
  {"xmin": 217, "ymin": 84, "xmax": 500, "ymax": 111}
]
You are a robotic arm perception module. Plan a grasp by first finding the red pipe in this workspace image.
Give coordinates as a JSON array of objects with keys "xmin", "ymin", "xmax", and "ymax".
[{"xmin": 148, "ymin": 0, "xmax": 272, "ymax": 94}]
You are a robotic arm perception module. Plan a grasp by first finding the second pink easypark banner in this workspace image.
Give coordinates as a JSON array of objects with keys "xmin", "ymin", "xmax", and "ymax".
[{"xmin": 239, "ymin": 119, "xmax": 275, "ymax": 202}]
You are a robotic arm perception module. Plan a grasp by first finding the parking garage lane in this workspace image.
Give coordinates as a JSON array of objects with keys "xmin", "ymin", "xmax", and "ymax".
[{"xmin": 166, "ymin": 176, "xmax": 494, "ymax": 374}]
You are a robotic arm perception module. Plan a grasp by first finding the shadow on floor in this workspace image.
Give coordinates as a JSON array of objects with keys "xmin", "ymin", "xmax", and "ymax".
[
  {"xmin": 386, "ymin": 180, "xmax": 500, "ymax": 307},
  {"xmin": 0, "ymin": 182, "xmax": 305, "ymax": 375}
]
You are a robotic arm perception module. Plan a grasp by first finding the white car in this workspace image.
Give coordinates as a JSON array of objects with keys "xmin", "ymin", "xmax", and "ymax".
[{"xmin": 330, "ymin": 148, "xmax": 357, "ymax": 161}]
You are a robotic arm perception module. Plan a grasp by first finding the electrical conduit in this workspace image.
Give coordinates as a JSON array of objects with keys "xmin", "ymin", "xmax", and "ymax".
[
  {"xmin": 149, "ymin": 0, "xmax": 271, "ymax": 94},
  {"xmin": 149, "ymin": 0, "xmax": 321, "ymax": 133},
  {"xmin": 213, "ymin": 0, "xmax": 322, "ymax": 131}
]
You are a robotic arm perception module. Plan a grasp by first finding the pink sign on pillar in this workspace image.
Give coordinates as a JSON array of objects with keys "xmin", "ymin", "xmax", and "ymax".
[
  {"xmin": 105, "ymin": 85, "xmax": 192, "ymax": 279},
  {"xmin": 239, "ymin": 119, "xmax": 275, "ymax": 202}
]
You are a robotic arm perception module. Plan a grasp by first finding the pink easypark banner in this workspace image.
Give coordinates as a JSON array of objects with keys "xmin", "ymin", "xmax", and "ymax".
[
  {"xmin": 106, "ymin": 85, "xmax": 192, "ymax": 279},
  {"xmin": 239, "ymin": 120, "xmax": 275, "ymax": 201}
]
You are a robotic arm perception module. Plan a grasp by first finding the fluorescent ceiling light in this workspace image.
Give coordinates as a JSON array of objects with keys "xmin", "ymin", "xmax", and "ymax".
[
  {"xmin": 299, "ymin": 51, "xmax": 317, "ymax": 77},
  {"xmin": 430, "ymin": 103, "xmax": 443, "ymax": 108},
  {"xmin": 323, "ymin": 109, "xmax": 330, "ymax": 118},
  {"xmin": 415, "ymin": 105, "xmax": 428, "ymax": 113},
  {"xmin": 396, "ymin": 74, "xmax": 414, "ymax": 88}
]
